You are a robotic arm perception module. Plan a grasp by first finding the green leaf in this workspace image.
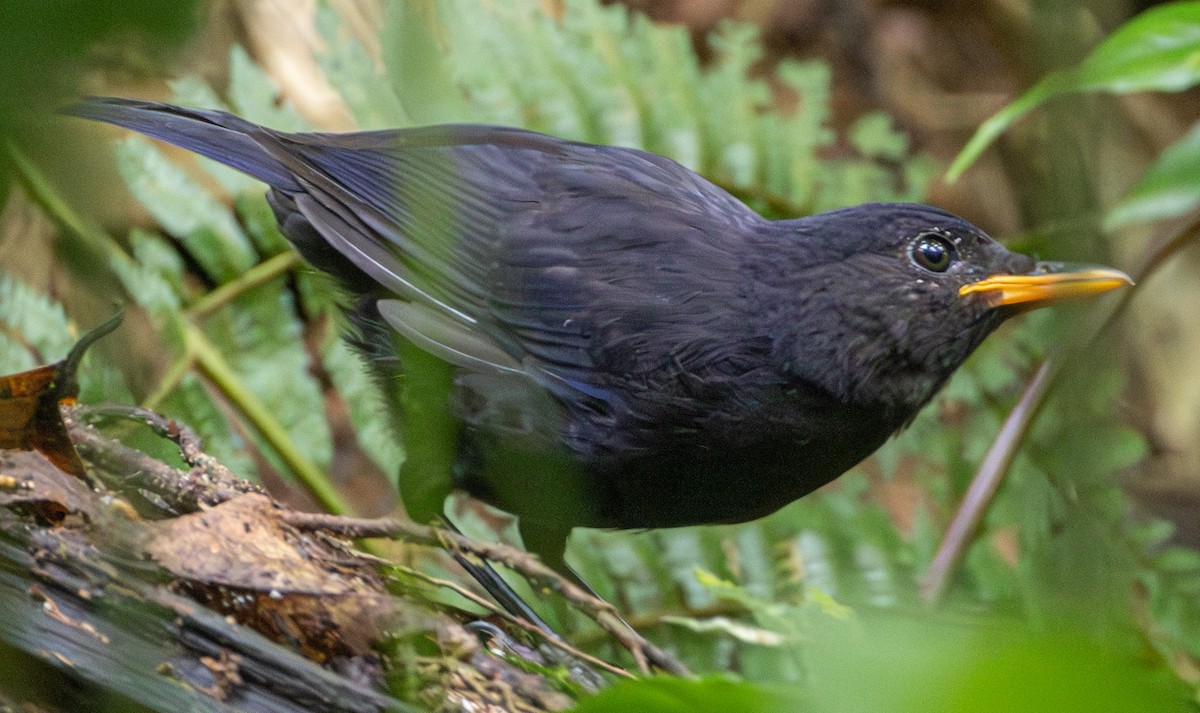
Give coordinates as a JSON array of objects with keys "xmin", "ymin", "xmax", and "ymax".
[
  {"xmin": 112, "ymin": 136, "xmax": 256, "ymax": 282},
  {"xmin": 316, "ymin": 6, "xmax": 410, "ymax": 129},
  {"xmin": 803, "ymin": 613, "xmax": 1190, "ymax": 713},
  {"xmin": 227, "ymin": 45, "xmax": 306, "ymax": 131},
  {"xmin": 571, "ymin": 676, "xmax": 805, "ymax": 713},
  {"xmin": 1066, "ymin": 2, "xmax": 1200, "ymax": 94},
  {"xmin": 379, "ymin": 1, "xmax": 469, "ymax": 125},
  {"xmin": 948, "ymin": 2, "xmax": 1200, "ymax": 181},
  {"xmin": 850, "ymin": 113, "xmax": 908, "ymax": 161},
  {"xmin": 320, "ymin": 337, "xmax": 404, "ymax": 474},
  {"xmin": 0, "ymin": 272, "xmax": 74, "ymax": 372},
  {"xmin": 1154, "ymin": 547, "xmax": 1200, "ymax": 573},
  {"xmin": 661, "ymin": 616, "xmax": 787, "ymax": 646},
  {"xmin": 806, "ymin": 587, "xmax": 854, "ymax": 621},
  {"xmin": 1106, "ymin": 119, "xmax": 1200, "ymax": 229}
]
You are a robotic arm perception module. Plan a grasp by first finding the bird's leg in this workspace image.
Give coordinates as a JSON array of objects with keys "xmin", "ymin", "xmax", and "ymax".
[
  {"xmin": 444, "ymin": 519, "xmax": 559, "ymax": 637},
  {"xmin": 518, "ymin": 522, "xmax": 692, "ymax": 676},
  {"xmin": 446, "ymin": 519, "xmax": 616, "ymax": 687}
]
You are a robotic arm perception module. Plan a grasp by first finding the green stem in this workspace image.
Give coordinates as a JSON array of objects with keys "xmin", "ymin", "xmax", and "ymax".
[
  {"xmin": 5, "ymin": 140, "xmax": 135, "ymax": 287},
  {"xmin": 187, "ymin": 326, "xmax": 351, "ymax": 515},
  {"xmin": 141, "ymin": 350, "xmax": 195, "ymax": 412},
  {"xmin": 187, "ymin": 251, "xmax": 301, "ymax": 320}
]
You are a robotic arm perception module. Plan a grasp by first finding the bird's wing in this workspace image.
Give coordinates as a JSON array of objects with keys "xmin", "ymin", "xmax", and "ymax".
[
  {"xmin": 68, "ymin": 98, "xmax": 765, "ymax": 410},
  {"xmin": 249, "ymin": 125, "xmax": 764, "ymax": 404}
]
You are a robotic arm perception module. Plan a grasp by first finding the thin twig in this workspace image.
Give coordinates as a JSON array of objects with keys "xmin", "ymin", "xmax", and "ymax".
[
  {"xmin": 395, "ymin": 565, "xmax": 635, "ymax": 680},
  {"xmin": 140, "ymin": 350, "xmax": 195, "ymax": 412},
  {"xmin": 281, "ymin": 511, "xmax": 692, "ymax": 676},
  {"xmin": 74, "ymin": 403, "xmax": 246, "ymax": 499},
  {"xmin": 186, "ymin": 251, "xmax": 302, "ymax": 320},
  {"xmin": 920, "ymin": 212, "xmax": 1200, "ymax": 605},
  {"xmin": 920, "ymin": 360, "xmax": 1054, "ymax": 603},
  {"xmin": 63, "ymin": 406, "xmax": 258, "ymax": 512},
  {"xmin": 186, "ymin": 327, "xmax": 352, "ymax": 516}
]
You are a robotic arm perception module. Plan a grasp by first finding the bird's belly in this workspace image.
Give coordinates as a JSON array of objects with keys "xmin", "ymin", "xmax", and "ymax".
[
  {"xmin": 589, "ymin": 423, "xmax": 893, "ymax": 529},
  {"xmin": 452, "ymin": 372, "xmax": 904, "ymax": 532}
]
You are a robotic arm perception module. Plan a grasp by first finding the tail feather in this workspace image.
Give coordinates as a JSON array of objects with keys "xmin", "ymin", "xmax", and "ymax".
[{"xmin": 63, "ymin": 97, "xmax": 300, "ymax": 191}]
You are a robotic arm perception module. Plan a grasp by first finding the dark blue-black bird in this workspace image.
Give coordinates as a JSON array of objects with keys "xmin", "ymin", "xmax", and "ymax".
[{"xmin": 68, "ymin": 97, "xmax": 1130, "ymax": 595}]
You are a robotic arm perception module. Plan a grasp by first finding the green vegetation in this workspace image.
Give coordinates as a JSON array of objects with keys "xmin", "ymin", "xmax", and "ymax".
[{"xmin": 3, "ymin": 0, "xmax": 1200, "ymax": 710}]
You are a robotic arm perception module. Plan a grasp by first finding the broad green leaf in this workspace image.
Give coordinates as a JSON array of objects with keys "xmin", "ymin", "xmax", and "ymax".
[
  {"xmin": 572, "ymin": 676, "xmax": 805, "ymax": 713},
  {"xmin": 949, "ymin": 2, "xmax": 1200, "ymax": 181},
  {"xmin": 0, "ymin": 272, "xmax": 74, "ymax": 371},
  {"xmin": 320, "ymin": 337, "xmax": 404, "ymax": 474},
  {"xmin": 380, "ymin": 1, "xmax": 469, "ymax": 125},
  {"xmin": 112, "ymin": 136, "xmax": 256, "ymax": 282},
  {"xmin": 1106, "ymin": 119, "xmax": 1200, "ymax": 229},
  {"xmin": 1066, "ymin": 2, "xmax": 1200, "ymax": 94},
  {"xmin": 804, "ymin": 613, "xmax": 1189, "ymax": 713}
]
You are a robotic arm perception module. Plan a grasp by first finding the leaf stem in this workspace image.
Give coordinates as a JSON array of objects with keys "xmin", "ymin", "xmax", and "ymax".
[
  {"xmin": 187, "ymin": 326, "xmax": 351, "ymax": 515},
  {"xmin": 186, "ymin": 251, "xmax": 301, "ymax": 320},
  {"xmin": 140, "ymin": 347, "xmax": 195, "ymax": 412},
  {"xmin": 922, "ymin": 211, "xmax": 1200, "ymax": 605},
  {"xmin": 920, "ymin": 360, "xmax": 1055, "ymax": 604}
]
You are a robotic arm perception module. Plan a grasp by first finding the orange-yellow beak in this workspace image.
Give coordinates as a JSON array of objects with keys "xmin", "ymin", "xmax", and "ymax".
[{"xmin": 959, "ymin": 264, "xmax": 1133, "ymax": 311}]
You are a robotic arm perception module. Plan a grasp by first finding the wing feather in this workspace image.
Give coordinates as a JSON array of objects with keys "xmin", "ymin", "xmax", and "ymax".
[
  {"xmin": 251, "ymin": 125, "xmax": 764, "ymax": 405},
  {"xmin": 71, "ymin": 97, "xmax": 768, "ymax": 414}
]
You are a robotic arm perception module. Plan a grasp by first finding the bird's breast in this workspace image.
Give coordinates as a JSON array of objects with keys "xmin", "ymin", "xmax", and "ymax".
[{"xmin": 558, "ymin": 385, "xmax": 906, "ymax": 530}]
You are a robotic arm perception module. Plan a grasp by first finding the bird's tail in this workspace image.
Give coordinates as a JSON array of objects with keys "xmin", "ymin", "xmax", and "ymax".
[{"xmin": 64, "ymin": 97, "xmax": 300, "ymax": 191}]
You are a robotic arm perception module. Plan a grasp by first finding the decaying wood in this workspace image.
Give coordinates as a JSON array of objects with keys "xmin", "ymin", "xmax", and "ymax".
[{"xmin": 0, "ymin": 405, "xmax": 586, "ymax": 712}]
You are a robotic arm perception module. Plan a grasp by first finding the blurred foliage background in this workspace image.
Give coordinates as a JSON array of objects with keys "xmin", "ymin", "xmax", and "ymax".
[{"xmin": 3, "ymin": 0, "xmax": 1200, "ymax": 711}]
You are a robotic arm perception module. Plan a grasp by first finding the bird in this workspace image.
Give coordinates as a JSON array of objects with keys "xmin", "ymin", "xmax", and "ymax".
[{"xmin": 68, "ymin": 97, "xmax": 1130, "ymax": 600}]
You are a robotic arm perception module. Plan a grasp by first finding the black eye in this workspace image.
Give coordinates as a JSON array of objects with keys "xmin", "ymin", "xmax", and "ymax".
[{"xmin": 910, "ymin": 234, "xmax": 955, "ymax": 272}]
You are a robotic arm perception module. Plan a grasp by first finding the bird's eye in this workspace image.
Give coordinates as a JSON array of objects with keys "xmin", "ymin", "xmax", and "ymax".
[{"xmin": 910, "ymin": 234, "xmax": 955, "ymax": 272}]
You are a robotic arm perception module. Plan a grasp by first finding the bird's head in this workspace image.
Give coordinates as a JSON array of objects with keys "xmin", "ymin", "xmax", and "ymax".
[{"xmin": 762, "ymin": 203, "xmax": 1131, "ymax": 411}]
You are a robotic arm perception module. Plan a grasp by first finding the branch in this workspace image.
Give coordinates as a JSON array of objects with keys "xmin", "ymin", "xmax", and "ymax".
[{"xmin": 281, "ymin": 511, "xmax": 692, "ymax": 677}]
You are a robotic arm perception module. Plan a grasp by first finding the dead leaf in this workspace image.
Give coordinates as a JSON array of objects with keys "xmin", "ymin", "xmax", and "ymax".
[
  {"xmin": 0, "ymin": 449, "xmax": 98, "ymax": 522},
  {"xmin": 145, "ymin": 494, "xmax": 394, "ymax": 661},
  {"xmin": 0, "ymin": 311, "xmax": 123, "ymax": 478}
]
